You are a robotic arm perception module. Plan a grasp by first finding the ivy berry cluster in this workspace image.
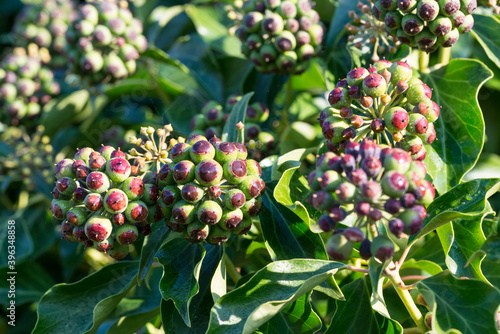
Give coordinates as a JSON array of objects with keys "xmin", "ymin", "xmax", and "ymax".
[
  {"xmin": 371, "ymin": 0, "xmax": 477, "ymax": 52},
  {"xmin": 320, "ymin": 60, "xmax": 438, "ymax": 160},
  {"xmin": 236, "ymin": 0, "xmax": 324, "ymax": 74},
  {"xmin": 159, "ymin": 135, "xmax": 265, "ymax": 245},
  {"xmin": 65, "ymin": 1, "xmax": 147, "ymax": 86},
  {"xmin": 12, "ymin": 0, "xmax": 77, "ymax": 68},
  {"xmin": 308, "ymin": 139, "xmax": 435, "ymax": 262},
  {"xmin": 191, "ymin": 96, "xmax": 274, "ymax": 157},
  {"xmin": 50, "ymin": 146, "xmax": 160, "ymax": 260},
  {"xmin": 0, "ymin": 47, "xmax": 60, "ymax": 126}
]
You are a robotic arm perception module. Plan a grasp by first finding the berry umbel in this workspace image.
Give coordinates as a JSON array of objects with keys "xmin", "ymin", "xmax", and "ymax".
[
  {"xmin": 320, "ymin": 60, "xmax": 439, "ymax": 160},
  {"xmin": 309, "ymin": 140, "xmax": 435, "ymax": 262}
]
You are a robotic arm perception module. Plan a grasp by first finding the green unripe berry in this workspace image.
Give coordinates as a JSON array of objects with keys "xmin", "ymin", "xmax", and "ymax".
[
  {"xmin": 51, "ymin": 200, "xmax": 72, "ymax": 220},
  {"xmin": 85, "ymin": 215, "xmax": 112, "ymax": 242},
  {"xmin": 407, "ymin": 113, "xmax": 429, "ymax": 136},
  {"xmin": 415, "ymin": 29, "xmax": 437, "ymax": 52},
  {"xmin": 326, "ymin": 234, "xmax": 353, "ymax": 261},
  {"xmin": 207, "ymin": 225, "xmax": 231, "ymax": 246},
  {"xmin": 121, "ymin": 177, "xmax": 145, "ymax": 200},
  {"xmin": 125, "ymin": 200, "xmax": 149, "ymax": 223},
  {"xmin": 241, "ymin": 197, "xmax": 263, "ymax": 217},
  {"xmin": 104, "ymin": 188, "xmax": 128, "ymax": 214},
  {"xmin": 438, "ymin": 0, "xmax": 460, "ymax": 16},
  {"xmin": 195, "ymin": 160, "xmax": 223, "ymax": 186},
  {"xmin": 116, "ymin": 224, "xmax": 139, "ymax": 245},
  {"xmin": 224, "ymin": 159, "xmax": 248, "ymax": 185},
  {"xmin": 186, "ymin": 220, "xmax": 210, "ymax": 242},
  {"xmin": 370, "ymin": 236, "xmax": 395, "ymax": 261},
  {"xmin": 233, "ymin": 216, "xmax": 253, "ymax": 235},
  {"xmin": 108, "ymin": 243, "xmax": 130, "ymax": 260},
  {"xmin": 381, "ymin": 171, "xmax": 409, "ymax": 197},
  {"xmin": 197, "ymin": 200, "xmax": 223, "ymax": 225},
  {"xmin": 66, "ymin": 207, "xmax": 88, "ymax": 226},
  {"xmin": 239, "ymin": 175, "xmax": 265, "ymax": 199},
  {"xmin": 383, "ymin": 148, "xmax": 412, "ymax": 173},
  {"xmin": 190, "ymin": 140, "xmax": 216, "ymax": 163},
  {"xmin": 406, "ymin": 83, "xmax": 431, "ymax": 105},
  {"xmin": 181, "ymin": 182, "xmax": 204, "ymax": 203},
  {"xmin": 389, "ymin": 61, "xmax": 413, "ymax": 85},
  {"xmin": 225, "ymin": 189, "xmax": 247, "ymax": 210},
  {"xmin": 429, "ymin": 17, "xmax": 452, "ymax": 36},
  {"xmin": 172, "ymin": 200, "xmax": 196, "ymax": 225},
  {"xmin": 173, "ymin": 160, "xmax": 196, "ymax": 185},
  {"xmin": 384, "ymin": 107, "xmax": 409, "ymax": 132},
  {"xmin": 219, "ymin": 208, "xmax": 244, "ymax": 230},
  {"xmin": 363, "ymin": 73, "xmax": 387, "ymax": 98},
  {"xmin": 274, "ymin": 31, "xmax": 296, "ymax": 52},
  {"xmin": 417, "ymin": 0, "xmax": 440, "ymax": 21},
  {"xmin": 384, "ymin": 11, "xmax": 402, "ymax": 30}
]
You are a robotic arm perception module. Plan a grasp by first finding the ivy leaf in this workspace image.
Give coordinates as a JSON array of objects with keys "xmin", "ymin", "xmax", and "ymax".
[
  {"xmin": 327, "ymin": 277, "xmax": 403, "ymax": 334},
  {"xmin": 207, "ymin": 259, "xmax": 346, "ymax": 334},
  {"xmin": 261, "ymin": 190, "xmax": 328, "ymax": 261},
  {"xmin": 422, "ymin": 59, "xmax": 493, "ymax": 194},
  {"xmin": 400, "ymin": 259, "xmax": 442, "ymax": 276},
  {"xmin": 325, "ymin": 0, "xmax": 358, "ymax": 48},
  {"xmin": 410, "ymin": 178, "xmax": 500, "ymax": 244},
  {"xmin": 368, "ymin": 258, "xmax": 390, "ymax": 319},
  {"xmin": 258, "ymin": 292, "xmax": 322, "ymax": 334},
  {"xmin": 417, "ymin": 270, "xmax": 500, "ymax": 334},
  {"xmin": 210, "ymin": 246, "xmax": 226, "ymax": 303},
  {"xmin": 157, "ymin": 238, "xmax": 206, "ymax": 327},
  {"xmin": 33, "ymin": 261, "xmax": 139, "ymax": 334},
  {"xmin": 437, "ymin": 217, "xmax": 488, "ymax": 281},
  {"xmin": 480, "ymin": 234, "xmax": 500, "ymax": 262},
  {"xmin": 161, "ymin": 244, "xmax": 224, "ymax": 333},
  {"xmin": 221, "ymin": 92, "xmax": 253, "ymax": 143},
  {"xmin": 471, "ymin": 14, "xmax": 500, "ymax": 70},
  {"xmin": 138, "ymin": 222, "xmax": 170, "ymax": 282}
]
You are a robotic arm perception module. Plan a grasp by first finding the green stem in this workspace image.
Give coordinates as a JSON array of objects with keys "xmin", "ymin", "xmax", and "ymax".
[
  {"xmin": 225, "ymin": 254, "xmax": 242, "ymax": 284},
  {"xmin": 281, "ymin": 77, "xmax": 293, "ymax": 130},
  {"xmin": 418, "ymin": 51, "xmax": 429, "ymax": 73},
  {"xmin": 437, "ymin": 47, "xmax": 451, "ymax": 66},
  {"xmin": 386, "ymin": 270, "xmax": 427, "ymax": 333},
  {"xmin": 403, "ymin": 328, "xmax": 422, "ymax": 334}
]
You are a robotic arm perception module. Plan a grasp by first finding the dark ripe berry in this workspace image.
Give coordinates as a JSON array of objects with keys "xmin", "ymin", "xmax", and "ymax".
[
  {"xmin": 318, "ymin": 214, "xmax": 338, "ymax": 232},
  {"xmin": 347, "ymin": 67, "xmax": 370, "ymax": 86},
  {"xmin": 261, "ymin": 13, "xmax": 284, "ymax": 34},
  {"xmin": 170, "ymin": 143, "xmax": 191, "ymax": 162},
  {"xmin": 369, "ymin": 209, "xmax": 383, "ymax": 221},
  {"xmin": 382, "ymin": 171, "xmax": 409, "ymax": 197},
  {"xmin": 389, "ymin": 218, "xmax": 405, "ymax": 237},
  {"xmin": 330, "ymin": 206, "xmax": 347, "ymax": 222},
  {"xmin": 112, "ymin": 213, "xmax": 126, "ymax": 225},
  {"xmin": 355, "ymin": 202, "xmax": 371, "ymax": 216},
  {"xmin": 66, "ymin": 207, "xmax": 87, "ymax": 227},
  {"xmin": 361, "ymin": 181, "xmax": 382, "ymax": 202},
  {"xmin": 142, "ymin": 184, "xmax": 159, "ymax": 205},
  {"xmin": 348, "ymin": 85, "xmax": 362, "ymax": 100},
  {"xmin": 208, "ymin": 185, "xmax": 222, "ymax": 199},
  {"xmin": 121, "ymin": 177, "xmax": 145, "ymax": 200},
  {"xmin": 85, "ymin": 216, "xmax": 112, "ymax": 242},
  {"xmin": 326, "ymin": 234, "xmax": 353, "ymax": 261},
  {"xmin": 161, "ymin": 186, "xmax": 180, "ymax": 206},
  {"xmin": 173, "ymin": 160, "xmax": 195, "ymax": 184},
  {"xmin": 85, "ymin": 193, "xmax": 103, "ymax": 211},
  {"xmin": 72, "ymin": 159, "xmax": 86, "ymax": 172},
  {"xmin": 359, "ymin": 238, "xmax": 372, "ymax": 260},
  {"xmin": 345, "ymin": 141, "xmax": 361, "ymax": 162},
  {"xmin": 380, "ymin": 0, "xmax": 398, "ymax": 10},
  {"xmin": 61, "ymin": 221, "xmax": 73, "ymax": 237},
  {"xmin": 171, "ymin": 200, "xmax": 195, "ymax": 224},
  {"xmin": 411, "ymin": 205, "xmax": 427, "ymax": 220},
  {"xmin": 225, "ymin": 189, "xmax": 246, "ymax": 210},
  {"xmin": 340, "ymin": 107, "xmax": 353, "ymax": 119},
  {"xmin": 372, "ymin": 1, "xmax": 386, "ymax": 20},
  {"xmin": 89, "ymin": 152, "xmax": 106, "ymax": 170},
  {"xmin": 76, "ymin": 166, "xmax": 90, "ymax": 180},
  {"xmin": 343, "ymin": 227, "xmax": 365, "ymax": 243},
  {"xmin": 402, "ymin": 14, "xmax": 424, "ymax": 36},
  {"xmin": 166, "ymin": 221, "xmax": 185, "ymax": 233},
  {"xmin": 340, "ymin": 154, "xmax": 356, "ymax": 173},
  {"xmin": 156, "ymin": 163, "xmax": 174, "ymax": 187},
  {"xmin": 385, "ymin": 198, "xmax": 402, "ymax": 214},
  {"xmin": 181, "ymin": 183, "xmax": 204, "ymax": 203},
  {"xmin": 328, "ymin": 87, "xmax": 351, "ymax": 108},
  {"xmin": 370, "ymin": 119, "xmax": 385, "ymax": 133},
  {"xmin": 73, "ymin": 226, "xmax": 88, "ymax": 242},
  {"xmin": 400, "ymin": 193, "xmax": 416, "ymax": 208},
  {"xmin": 417, "ymin": 0, "xmax": 439, "ymax": 21},
  {"xmin": 398, "ymin": 0, "xmax": 418, "ymax": 12},
  {"xmin": 116, "ymin": 224, "xmax": 139, "ymax": 245},
  {"xmin": 196, "ymin": 160, "xmax": 223, "ymax": 186},
  {"xmin": 210, "ymin": 136, "xmax": 222, "ymax": 147},
  {"xmin": 371, "ymin": 236, "xmax": 395, "ymax": 261},
  {"xmin": 125, "ymin": 201, "xmax": 149, "ymax": 223},
  {"xmin": 360, "ymin": 139, "xmax": 382, "ymax": 159},
  {"xmin": 55, "ymin": 159, "xmax": 75, "ymax": 179},
  {"xmin": 348, "ymin": 168, "xmax": 368, "ymax": 186},
  {"xmin": 361, "ymin": 157, "xmax": 382, "ymax": 178},
  {"xmin": 241, "ymin": 197, "xmax": 263, "ymax": 217},
  {"xmin": 87, "ymin": 172, "xmax": 110, "ymax": 193},
  {"xmin": 104, "ymin": 189, "xmax": 128, "ymax": 214},
  {"xmin": 215, "ymin": 142, "xmax": 238, "ymax": 164},
  {"xmin": 336, "ymin": 79, "xmax": 348, "ymax": 88},
  {"xmin": 385, "ymin": 11, "xmax": 402, "ymax": 29},
  {"xmin": 399, "ymin": 209, "xmax": 423, "ymax": 234},
  {"xmin": 52, "ymin": 187, "xmax": 61, "ymax": 200},
  {"xmin": 138, "ymin": 224, "xmax": 153, "ymax": 236},
  {"xmin": 363, "ymin": 73, "xmax": 387, "ymax": 98},
  {"xmin": 197, "ymin": 200, "xmax": 223, "ymax": 225},
  {"xmin": 311, "ymin": 190, "xmax": 333, "ymax": 210},
  {"xmin": 246, "ymin": 124, "xmax": 260, "ymax": 140},
  {"xmin": 415, "ymin": 29, "xmax": 437, "ymax": 51},
  {"xmin": 106, "ymin": 158, "xmax": 131, "ymax": 183},
  {"xmin": 343, "ymin": 128, "xmax": 356, "ymax": 141}
]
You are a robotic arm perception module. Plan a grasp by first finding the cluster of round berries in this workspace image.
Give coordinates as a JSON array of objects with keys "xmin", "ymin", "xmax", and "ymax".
[
  {"xmin": 308, "ymin": 139, "xmax": 435, "ymax": 262},
  {"xmin": 50, "ymin": 146, "xmax": 160, "ymax": 260},
  {"xmin": 159, "ymin": 134, "xmax": 265, "ymax": 245},
  {"xmin": 236, "ymin": 0, "xmax": 324, "ymax": 74},
  {"xmin": 345, "ymin": 3, "xmax": 402, "ymax": 62},
  {"xmin": 191, "ymin": 96, "xmax": 274, "ymax": 157},
  {"xmin": 65, "ymin": 1, "xmax": 147, "ymax": 86},
  {"xmin": 371, "ymin": 0, "xmax": 477, "ymax": 52},
  {"xmin": 0, "ymin": 126, "xmax": 55, "ymax": 191},
  {"xmin": 0, "ymin": 48, "xmax": 60, "ymax": 125},
  {"xmin": 320, "ymin": 60, "xmax": 438, "ymax": 160},
  {"xmin": 12, "ymin": 0, "xmax": 77, "ymax": 68},
  {"xmin": 478, "ymin": 0, "xmax": 500, "ymax": 13}
]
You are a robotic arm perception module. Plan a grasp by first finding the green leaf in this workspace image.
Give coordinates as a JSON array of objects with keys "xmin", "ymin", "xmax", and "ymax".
[
  {"xmin": 0, "ymin": 212, "xmax": 33, "ymax": 268},
  {"xmin": 325, "ymin": 0, "xmax": 357, "ymax": 48},
  {"xmin": 400, "ymin": 259, "xmax": 442, "ymax": 276},
  {"xmin": 271, "ymin": 147, "xmax": 316, "ymax": 181},
  {"xmin": 471, "ymin": 14, "xmax": 500, "ymax": 70},
  {"xmin": 211, "ymin": 247, "xmax": 226, "ymax": 303},
  {"xmin": 327, "ymin": 277, "xmax": 403, "ymax": 334},
  {"xmin": 207, "ymin": 259, "xmax": 346, "ymax": 334},
  {"xmin": 221, "ymin": 92, "xmax": 253, "ymax": 143},
  {"xmin": 157, "ymin": 238, "xmax": 205, "ymax": 327},
  {"xmin": 291, "ymin": 59, "xmax": 328, "ymax": 94},
  {"xmin": 437, "ymin": 217, "xmax": 488, "ymax": 281},
  {"xmin": 258, "ymin": 292, "xmax": 322, "ymax": 334},
  {"xmin": 410, "ymin": 178, "xmax": 500, "ymax": 243},
  {"xmin": 261, "ymin": 190, "xmax": 328, "ymax": 261},
  {"xmin": 480, "ymin": 234, "xmax": 500, "ymax": 262},
  {"xmin": 422, "ymin": 59, "xmax": 493, "ymax": 194},
  {"xmin": 417, "ymin": 270, "xmax": 500, "ymax": 334},
  {"xmin": 368, "ymin": 258, "xmax": 390, "ymax": 319},
  {"xmin": 0, "ymin": 261, "xmax": 54, "ymax": 306},
  {"xmin": 106, "ymin": 307, "xmax": 160, "ymax": 334},
  {"xmin": 464, "ymin": 153, "xmax": 500, "ymax": 181},
  {"xmin": 139, "ymin": 222, "xmax": 170, "ymax": 283},
  {"xmin": 33, "ymin": 261, "xmax": 139, "ymax": 334},
  {"xmin": 164, "ymin": 93, "xmax": 206, "ymax": 136},
  {"xmin": 161, "ymin": 244, "xmax": 224, "ymax": 333}
]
